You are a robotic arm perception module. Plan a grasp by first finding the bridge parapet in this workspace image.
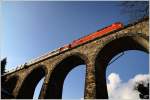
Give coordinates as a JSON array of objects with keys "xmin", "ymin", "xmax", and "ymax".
[{"xmin": 4, "ymin": 17, "xmax": 149, "ymax": 76}]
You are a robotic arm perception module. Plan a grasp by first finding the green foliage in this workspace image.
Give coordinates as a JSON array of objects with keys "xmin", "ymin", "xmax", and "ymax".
[{"xmin": 134, "ymin": 81, "xmax": 149, "ymax": 99}]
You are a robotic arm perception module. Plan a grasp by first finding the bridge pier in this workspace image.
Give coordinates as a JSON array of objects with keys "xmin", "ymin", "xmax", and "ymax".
[
  {"xmin": 84, "ymin": 61, "xmax": 96, "ymax": 99},
  {"xmin": 11, "ymin": 78, "xmax": 24, "ymax": 98},
  {"xmin": 38, "ymin": 73, "xmax": 50, "ymax": 99},
  {"xmin": 38, "ymin": 82, "xmax": 48, "ymax": 99}
]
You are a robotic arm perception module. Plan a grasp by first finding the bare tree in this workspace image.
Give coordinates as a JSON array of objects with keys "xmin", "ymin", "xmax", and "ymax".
[{"xmin": 121, "ymin": 1, "xmax": 149, "ymax": 21}]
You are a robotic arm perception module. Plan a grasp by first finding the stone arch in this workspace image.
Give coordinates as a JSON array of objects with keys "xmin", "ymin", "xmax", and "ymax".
[
  {"xmin": 17, "ymin": 65, "xmax": 48, "ymax": 99},
  {"xmin": 44, "ymin": 52, "xmax": 88, "ymax": 99},
  {"xmin": 94, "ymin": 33, "xmax": 149, "ymax": 99},
  {"xmin": 5, "ymin": 75, "xmax": 19, "ymax": 94}
]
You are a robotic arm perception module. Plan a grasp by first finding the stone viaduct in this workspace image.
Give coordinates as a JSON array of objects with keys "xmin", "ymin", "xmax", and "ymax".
[{"xmin": 1, "ymin": 17, "xmax": 149, "ymax": 99}]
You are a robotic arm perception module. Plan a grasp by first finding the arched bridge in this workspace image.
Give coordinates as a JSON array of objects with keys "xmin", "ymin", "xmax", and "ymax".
[{"xmin": 1, "ymin": 17, "xmax": 149, "ymax": 99}]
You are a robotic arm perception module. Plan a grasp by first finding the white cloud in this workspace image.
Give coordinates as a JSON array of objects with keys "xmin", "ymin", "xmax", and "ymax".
[
  {"xmin": 107, "ymin": 73, "xmax": 149, "ymax": 99},
  {"xmin": 107, "ymin": 73, "xmax": 121, "ymax": 96},
  {"xmin": 129, "ymin": 74, "xmax": 149, "ymax": 87}
]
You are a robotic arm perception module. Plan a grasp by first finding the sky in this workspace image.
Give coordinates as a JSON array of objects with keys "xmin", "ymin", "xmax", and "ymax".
[{"xmin": 1, "ymin": 1, "xmax": 149, "ymax": 99}]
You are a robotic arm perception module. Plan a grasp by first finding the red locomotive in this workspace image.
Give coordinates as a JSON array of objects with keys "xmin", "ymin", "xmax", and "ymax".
[
  {"xmin": 27, "ymin": 22, "xmax": 124, "ymax": 65},
  {"xmin": 59, "ymin": 22, "xmax": 123, "ymax": 52}
]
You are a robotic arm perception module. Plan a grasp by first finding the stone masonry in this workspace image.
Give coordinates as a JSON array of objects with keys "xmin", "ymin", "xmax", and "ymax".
[{"xmin": 1, "ymin": 17, "xmax": 149, "ymax": 99}]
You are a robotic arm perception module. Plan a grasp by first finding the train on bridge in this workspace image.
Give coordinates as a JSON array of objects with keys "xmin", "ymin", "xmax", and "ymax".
[
  {"xmin": 58, "ymin": 22, "xmax": 123, "ymax": 52},
  {"xmin": 5, "ymin": 22, "xmax": 124, "ymax": 73},
  {"xmin": 28, "ymin": 22, "xmax": 123, "ymax": 65}
]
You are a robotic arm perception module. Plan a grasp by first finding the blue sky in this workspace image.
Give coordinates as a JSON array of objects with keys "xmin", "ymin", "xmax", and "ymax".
[{"xmin": 2, "ymin": 1, "xmax": 149, "ymax": 99}]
